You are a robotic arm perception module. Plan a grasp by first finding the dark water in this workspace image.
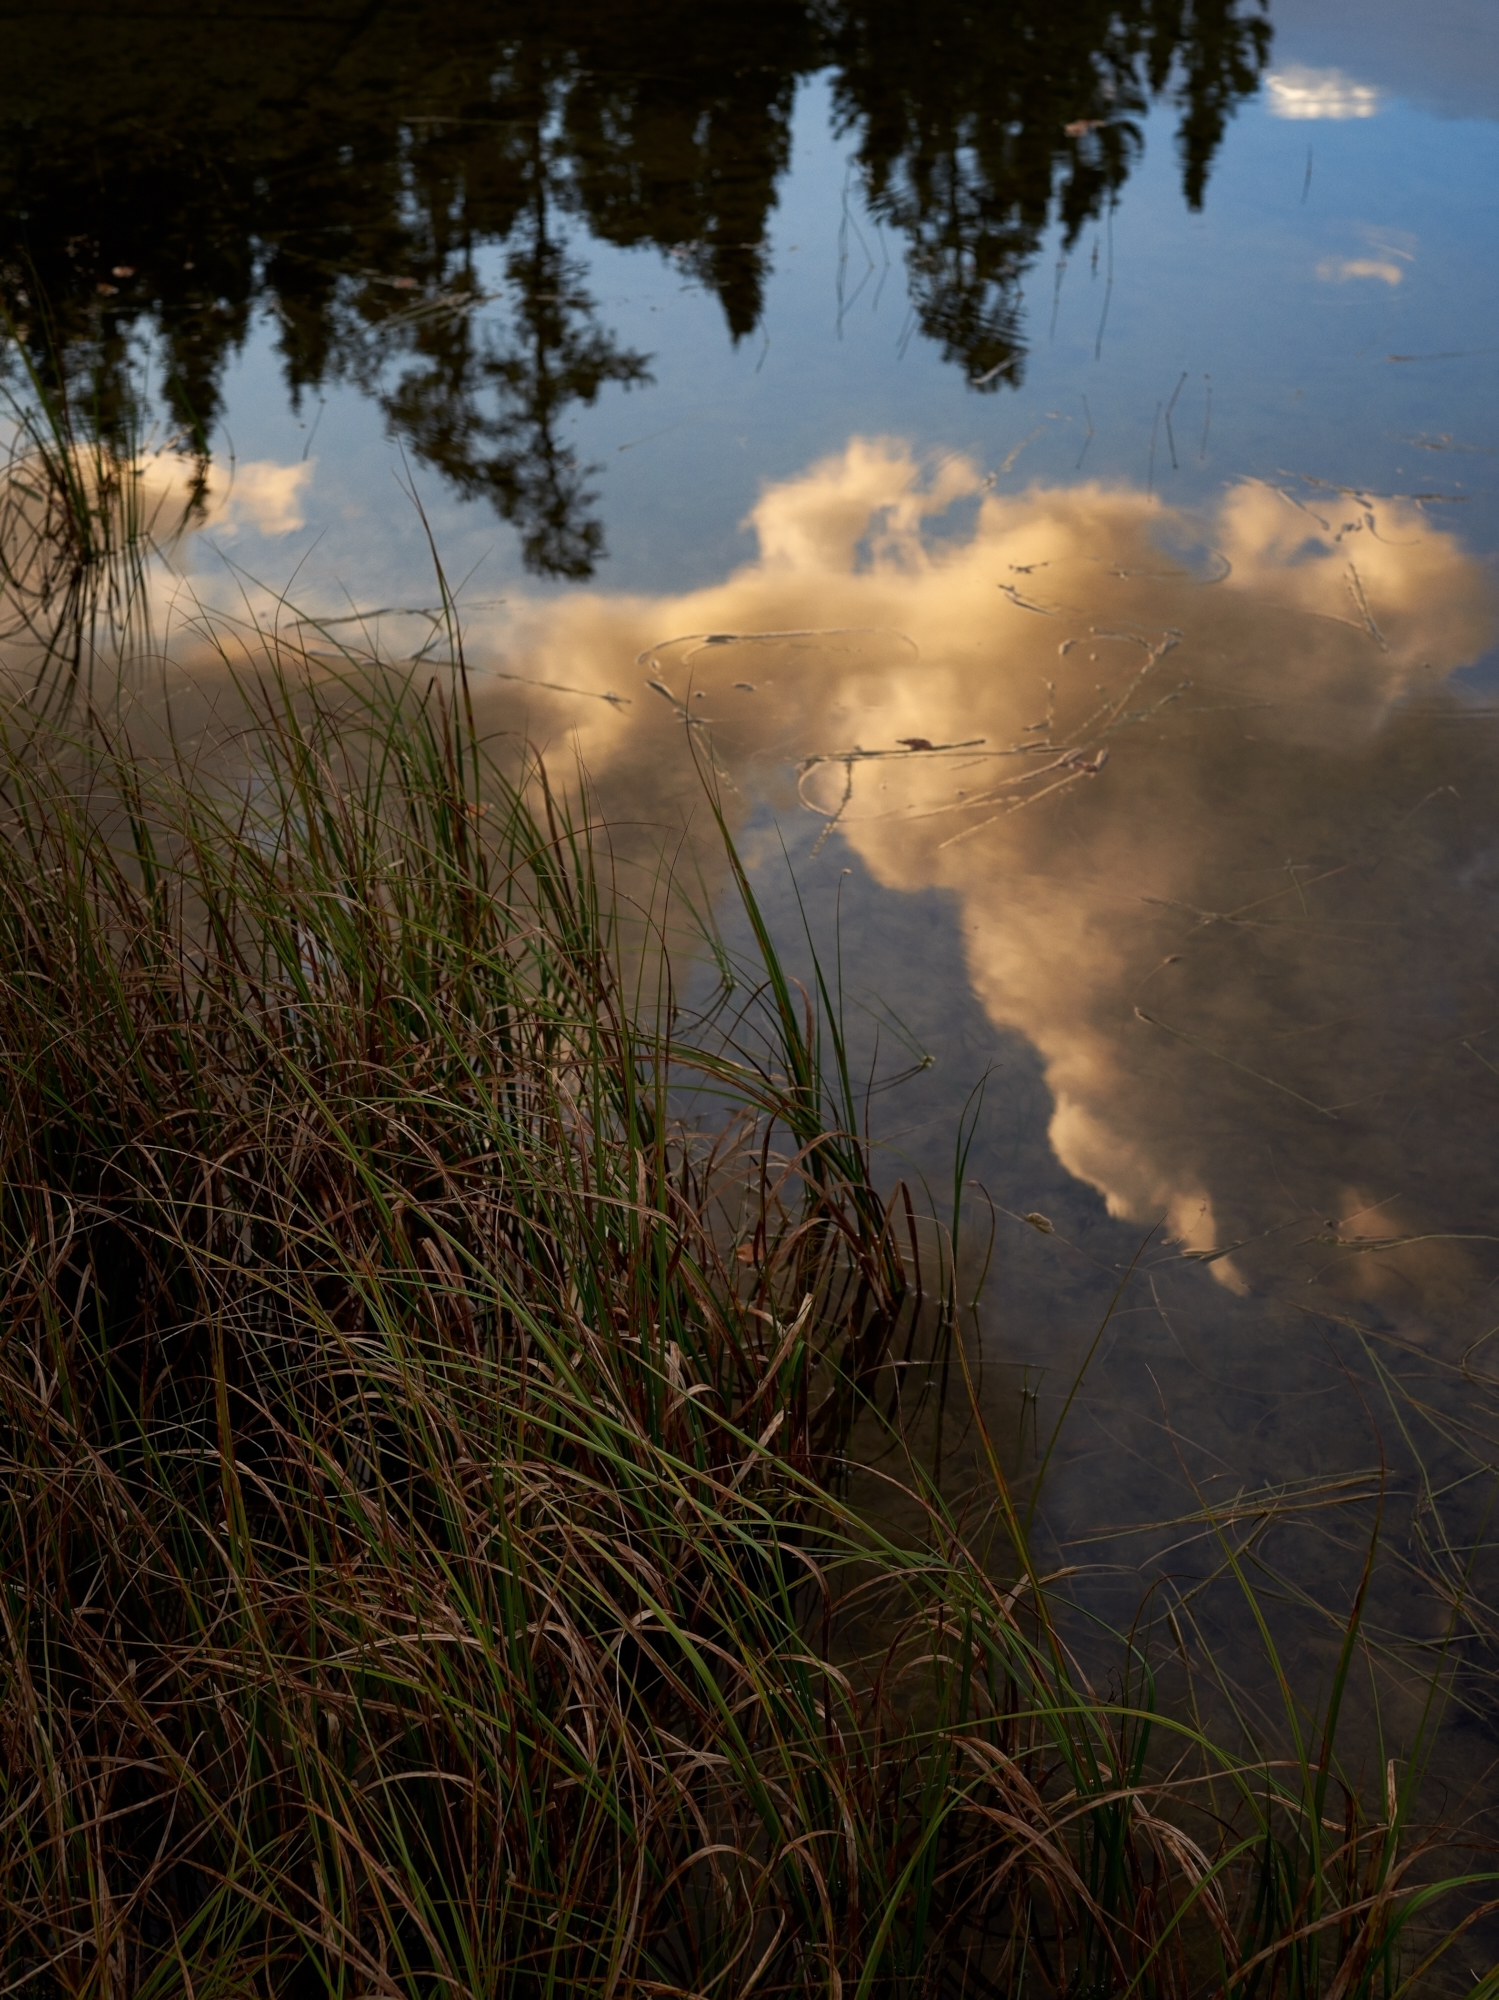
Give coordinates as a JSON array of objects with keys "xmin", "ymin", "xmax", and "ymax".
[{"xmin": 8, "ymin": 0, "xmax": 1499, "ymax": 1819}]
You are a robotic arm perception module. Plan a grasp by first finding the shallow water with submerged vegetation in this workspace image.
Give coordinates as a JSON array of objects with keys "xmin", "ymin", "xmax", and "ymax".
[{"xmin": 4, "ymin": 3, "xmax": 1499, "ymax": 1993}]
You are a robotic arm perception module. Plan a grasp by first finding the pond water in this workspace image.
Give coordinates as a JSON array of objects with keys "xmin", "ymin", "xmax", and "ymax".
[{"xmin": 7, "ymin": 0, "xmax": 1499, "ymax": 1812}]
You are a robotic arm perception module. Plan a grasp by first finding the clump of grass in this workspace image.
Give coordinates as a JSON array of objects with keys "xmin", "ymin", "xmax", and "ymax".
[
  {"xmin": 0, "ymin": 664, "xmax": 903, "ymax": 1991},
  {"xmin": 0, "ymin": 662, "xmax": 1491, "ymax": 1998}
]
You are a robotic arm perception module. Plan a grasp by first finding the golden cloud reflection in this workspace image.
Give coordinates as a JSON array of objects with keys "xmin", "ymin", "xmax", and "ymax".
[
  {"xmin": 476, "ymin": 440, "xmax": 1498, "ymax": 1313},
  {"xmin": 9, "ymin": 437, "xmax": 1492, "ymax": 1319}
]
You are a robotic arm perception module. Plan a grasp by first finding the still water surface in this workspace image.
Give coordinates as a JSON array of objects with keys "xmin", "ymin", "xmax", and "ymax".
[{"xmin": 7, "ymin": 0, "xmax": 1499, "ymax": 1768}]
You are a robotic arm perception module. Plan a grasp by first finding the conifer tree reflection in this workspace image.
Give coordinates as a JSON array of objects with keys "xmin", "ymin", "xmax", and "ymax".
[
  {"xmin": 0, "ymin": 0, "xmax": 1269, "ymax": 569},
  {"xmin": 824, "ymin": 0, "xmax": 1270, "ymax": 386},
  {"xmin": 561, "ymin": 16, "xmax": 809, "ymax": 343},
  {"xmin": 376, "ymin": 196, "xmax": 651, "ymax": 580}
]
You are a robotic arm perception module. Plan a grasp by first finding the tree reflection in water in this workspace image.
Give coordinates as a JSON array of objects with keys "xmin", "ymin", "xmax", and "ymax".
[
  {"xmin": 826, "ymin": 0, "xmax": 1271, "ymax": 386},
  {"xmin": 0, "ymin": 0, "xmax": 1268, "ymax": 577}
]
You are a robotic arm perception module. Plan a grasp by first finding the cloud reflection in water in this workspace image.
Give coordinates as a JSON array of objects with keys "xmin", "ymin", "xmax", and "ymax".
[{"xmin": 480, "ymin": 439, "xmax": 1496, "ymax": 1318}]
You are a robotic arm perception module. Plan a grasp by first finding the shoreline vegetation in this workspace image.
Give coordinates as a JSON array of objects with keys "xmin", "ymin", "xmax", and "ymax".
[
  {"xmin": 0, "ymin": 381, "xmax": 1496, "ymax": 1995},
  {"xmin": 0, "ymin": 661, "xmax": 1491, "ymax": 2000}
]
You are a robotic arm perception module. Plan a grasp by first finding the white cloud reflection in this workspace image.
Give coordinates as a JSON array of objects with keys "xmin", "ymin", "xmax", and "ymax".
[
  {"xmin": 1266, "ymin": 65, "xmax": 1383, "ymax": 119},
  {"xmin": 1317, "ymin": 256, "xmax": 1404, "ymax": 284},
  {"xmin": 201, "ymin": 458, "xmax": 315, "ymax": 538}
]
